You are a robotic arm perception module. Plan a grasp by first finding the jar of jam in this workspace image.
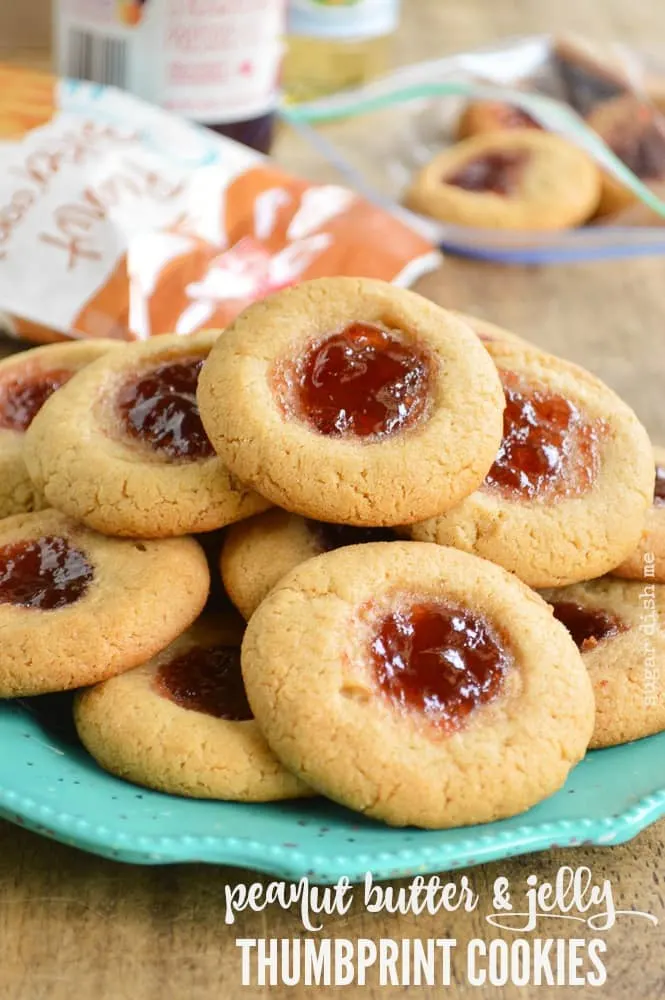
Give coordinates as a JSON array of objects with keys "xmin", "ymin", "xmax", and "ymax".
[{"xmin": 55, "ymin": 0, "xmax": 284, "ymax": 154}]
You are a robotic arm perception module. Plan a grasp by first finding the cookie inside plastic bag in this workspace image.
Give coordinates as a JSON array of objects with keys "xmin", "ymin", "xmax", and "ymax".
[
  {"xmin": 283, "ymin": 35, "xmax": 665, "ymax": 263},
  {"xmin": 0, "ymin": 66, "xmax": 438, "ymax": 344}
]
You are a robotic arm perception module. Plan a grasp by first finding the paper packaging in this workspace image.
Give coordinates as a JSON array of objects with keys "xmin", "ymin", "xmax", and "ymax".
[{"xmin": 0, "ymin": 66, "xmax": 439, "ymax": 344}]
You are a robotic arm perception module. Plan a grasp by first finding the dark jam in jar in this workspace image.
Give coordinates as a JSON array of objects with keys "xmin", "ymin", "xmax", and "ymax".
[
  {"xmin": 278, "ymin": 323, "xmax": 432, "ymax": 440},
  {"xmin": 0, "ymin": 536, "xmax": 93, "ymax": 610},
  {"xmin": 185, "ymin": 4, "xmax": 282, "ymax": 154},
  {"xmin": 483, "ymin": 371, "xmax": 603, "ymax": 502},
  {"xmin": 551, "ymin": 601, "xmax": 627, "ymax": 651},
  {"xmin": 653, "ymin": 465, "xmax": 665, "ymax": 507},
  {"xmin": 0, "ymin": 368, "xmax": 72, "ymax": 432},
  {"xmin": 447, "ymin": 150, "xmax": 529, "ymax": 195},
  {"xmin": 308, "ymin": 522, "xmax": 397, "ymax": 551},
  {"xmin": 370, "ymin": 599, "xmax": 510, "ymax": 732},
  {"xmin": 156, "ymin": 645, "xmax": 253, "ymax": 721},
  {"xmin": 116, "ymin": 357, "xmax": 214, "ymax": 461},
  {"xmin": 208, "ymin": 113, "xmax": 275, "ymax": 156}
]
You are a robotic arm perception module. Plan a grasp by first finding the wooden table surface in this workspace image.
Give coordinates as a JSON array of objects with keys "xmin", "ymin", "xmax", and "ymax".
[{"xmin": 2, "ymin": 1, "xmax": 665, "ymax": 998}]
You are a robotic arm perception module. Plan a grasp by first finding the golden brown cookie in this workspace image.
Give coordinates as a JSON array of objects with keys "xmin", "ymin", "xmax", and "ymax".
[
  {"xmin": 456, "ymin": 100, "xmax": 542, "ymax": 140},
  {"xmin": 541, "ymin": 577, "xmax": 665, "ymax": 748},
  {"xmin": 75, "ymin": 614, "xmax": 311, "ymax": 801},
  {"xmin": 0, "ymin": 509, "xmax": 209, "ymax": 697},
  {"xmin": 198, "ymin": 277, "xmax": 505, "ymax": 527},
  {"xmin": 404, "ymin": 130, "xmax": 601, "ymax": 230},
  {"xmin": 611, "ymin": 446, "xmax": 665, "ymax": 583},
  {"xmin": 242, "ymin": 541, "xmax": 594, "ymax": 829},
  {"xmin": 0, "ymin": 340, "xmax": 119, "ymax": 520},
  {"xmin": 222, "ymin": 509, "xmax": 398, "ymax": 619},
  {"xmin": 408, "ymin": 341, "xmax": 654, "ymax": 588},
  {"xmin": 587, "ymin": 96, "xmax": 665, "ymax": 216},
  {"xmin": 23, "ymin": 331, "xmax": 271, "ymax": 538}
]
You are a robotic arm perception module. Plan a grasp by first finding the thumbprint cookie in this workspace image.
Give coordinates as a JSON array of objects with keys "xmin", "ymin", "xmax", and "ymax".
[
  {"xmin": 0, "ymin": 509, "xmax": 209, "ymax": 697},
  {"xmin": 23, "ymin": 331, "xmax": 271, "ymax": 537},
  {"xmin": 541, "ymin": 577, "xmax": 665, "ymax": 748},
  {"xmin": 222, "ymin": 508, "xmax": 398, "ymax": 619},
  {"xmin": 198, "ymin": 277, "xmax": 505, "ymax": 526},
  {"xmin": 0, "ymin": 340, "xmax": 118, "ymax": 519},
  {"xmin": 611, "ymin": 446, "xmax": 665, "ymax": 583},
  {"xmin": 409, "ymin": 341, "xmax": 654, "ymax": 588},
  {"xmin": 241, "ymin": 542, "xmax": 593, "ymax": 828},
  {"xmin": 404, "ymin": 130, "xmax": 601, "ymax": 230},
  {"xmin": 75, "ymin": 614, "xmax": 311, "ymax": 801}
]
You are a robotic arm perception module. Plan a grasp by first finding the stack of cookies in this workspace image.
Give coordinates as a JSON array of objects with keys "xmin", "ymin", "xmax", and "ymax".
[{"xmin": 1, "ymin": 277, "xmax": 662, "ymax": 829}]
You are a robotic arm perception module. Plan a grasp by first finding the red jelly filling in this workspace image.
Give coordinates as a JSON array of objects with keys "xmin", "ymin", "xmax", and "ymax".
[
  {"xmin": 0, "ymin": 368, "xmax": 72, "ymax": 432},
  {"xmin": 447, "ymin": 151, "xmax": 529, "ymax": 195},
  {"xmin": 483, "ymin": 371, "xmax": 603, "ymax": 502},
  {"xmin": 117, "ymin": 357, "xmax": 214, "ymax": 460},
  {"xmin": 0, "ymin": 536, "xmax": 93, "ymax": 610},
  {"xmin": 654, "ymin": 465, "xmax": 665, "ymax": 507},
  {"xmin": 279, "ymin": 323, "xmax": 432, "ymax": 439},
  {"xmin": 156, "ymin": 644, "xmax": 253, "ymax": 720},
  {"xmin": 551, "ymin": 601, "xmax": 626, "ymax": 651},
  {"xmin": 370, "ymin": 600, "xmax": 510, "ymax": 731},
  {"xmin": 308, "ymin": 521, "xmax": 397, "ymax": 551}
]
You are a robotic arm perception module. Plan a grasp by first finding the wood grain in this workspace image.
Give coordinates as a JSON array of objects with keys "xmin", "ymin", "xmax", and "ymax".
[{"xmin": 1, "ymin": 1, "xmax": 664, "ymax": 998}]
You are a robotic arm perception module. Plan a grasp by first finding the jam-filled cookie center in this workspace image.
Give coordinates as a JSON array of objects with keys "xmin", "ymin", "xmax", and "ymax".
[
  {"xmin": 483, "ymin": 371, "xmax": 604, "ymax": 502},
  {"xmin": 307, "ymin": 521, "xmax": 397, "ymax": 551},
  {"xmin": 654, "ymin": 465, "xmax": 665, "ymax": 507},
  {"xmin": 551, "ymin": 601, "xmax": 627, "ymax": 652},
  {"xmin": 116, "ymin": 357, "xmax": 214, "ymax": 460},
  {"xmin": 0, "ymin": 368, "xmax": 73, "ymax": 432},
  {"xmin": 446, "ymin": 150, "xmax": 529, "ymax": 196},
  {"xmin": 369, "ymin": 600, "xmax": 510, "ymax": 731},
  {"xmin": 279, "ymin": 323, "xmax": 432, "ymax": 439},
  {"xmin": 0, "ymin": 536, "xmax": 93, "ymax": 610},
  {"xmin": 156, "ymin": 644, "xmax": 253, "ymax": 720}
]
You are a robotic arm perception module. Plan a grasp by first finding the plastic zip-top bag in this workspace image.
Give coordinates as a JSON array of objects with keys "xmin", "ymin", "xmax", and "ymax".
[
  {"xmin": 282, "ymin": 35, "xmax": 665, "ymax": 264},
  {"xmin": 0, "ymin": 65, "xmax": 439, "ymax": 344}
]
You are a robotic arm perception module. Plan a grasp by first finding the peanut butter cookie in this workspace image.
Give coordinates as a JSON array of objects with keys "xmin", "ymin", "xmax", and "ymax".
[
  {"xmin": 23, "ymin": 331, "xmax": 270, "ymax": 538},
  {"xmin": 0, "ymin": 340, "xmax": 118, "ymax": 520},
  {"xmin": 408, "ymin": 341, "xmax": 654, "ymax": 588},
  {"xmin": 404, "ymin": 130, "xmax": 601, "ymax": 230},
  {"xmin": 541, "ymin": 577, "xmax": 665, "ymax": 748},
  {"xmin": 0, "ymin": 509, "xmax": 209, "ymax": 697},
  {"xmin": 242, "ymin": 541, "xmax": 594, "ymax": 828},
  {"xmin": 222, "ymin": 508, "xmax": 397, "ymax": 619},
  {"xmin": 198, "ymin": 278, "xmax": 505, "ymax": 526},
  {"xmin": 75, "ymin": 615, "xmax": 311, "ymax": 801},
  {"xmin": 611, "ymin": 446, "xmax": 665, "ymax": 583}
]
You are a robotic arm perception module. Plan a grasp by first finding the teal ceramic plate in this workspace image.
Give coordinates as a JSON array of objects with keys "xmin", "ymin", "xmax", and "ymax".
[{"xmin": 1, "ymin": 699, "xmax": 663, "ymax": 883}]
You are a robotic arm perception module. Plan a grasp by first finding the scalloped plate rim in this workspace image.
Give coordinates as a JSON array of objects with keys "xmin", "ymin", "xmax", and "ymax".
[
  {"xmin": 1, "ymin": 701, "xmax": 664, "ymax": 883},
  {"xmin": 1, "ymin": 784, "xmax": 664, "ymax": 883}
]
